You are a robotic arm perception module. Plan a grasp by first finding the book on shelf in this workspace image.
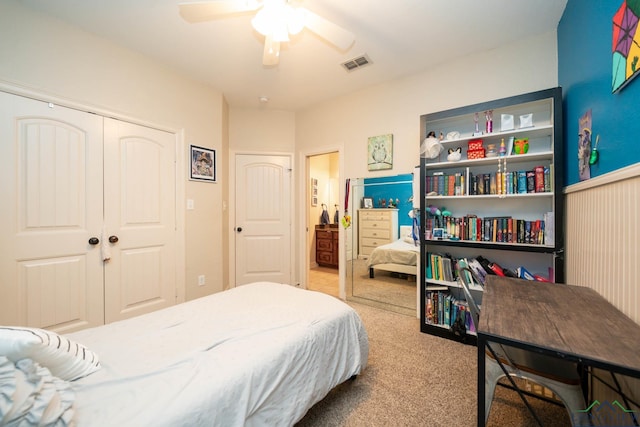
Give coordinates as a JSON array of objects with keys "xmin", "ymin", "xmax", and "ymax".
[
  {"xmin": 428, "ymin": 168, "xmax": 551, "ymax": 197},
  {"xmin": 426, "ymin": 214, "xmax": 546, "ymax": 245},
  {"xmin": 426, "ymin": 171, "xmax": 467, "ymax": 196},
  {"xmin": 425, "ymin": 290, "xmax": 475, "ymax": 333}
]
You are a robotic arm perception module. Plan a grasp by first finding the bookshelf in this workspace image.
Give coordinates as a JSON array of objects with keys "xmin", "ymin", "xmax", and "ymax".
[{"xmin": 419, "ymin": 88, "xmax": 564, "ymax": 343}]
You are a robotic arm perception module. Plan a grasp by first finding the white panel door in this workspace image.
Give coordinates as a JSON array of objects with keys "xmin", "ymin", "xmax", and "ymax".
[
  {"xmin": 0, "ymin": 92, "xmax": 105, "ymax": 332},
  {"xmin": 235, "ymin": 154, "xmax": 292, "ymax": 285},
  {"xmin": 103, "ymin": 118, "xmax": 176, "ymax": 323}
]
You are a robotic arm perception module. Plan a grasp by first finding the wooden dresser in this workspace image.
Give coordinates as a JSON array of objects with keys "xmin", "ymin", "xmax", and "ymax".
[
  {"xmin": 358, "ymin": 209, "xmax": 399, "ymax": 257},
  {"xmin": 315, "ymin": 225, "xmax": 339, "ymax": 268}
]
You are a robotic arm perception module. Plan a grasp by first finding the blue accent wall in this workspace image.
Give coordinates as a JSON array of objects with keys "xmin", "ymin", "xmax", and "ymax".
[
  {"xmin": 364, "ymin": 173, "xmax": 413, "ymax": 231},
  {"xmin": 558, "ymin": 0, "xmax": 640, "ymax": 185}
]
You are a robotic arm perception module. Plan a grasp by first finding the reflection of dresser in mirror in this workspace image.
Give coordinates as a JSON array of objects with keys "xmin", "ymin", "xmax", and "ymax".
[
  {"xmin": 315, "ymin": 225, "xmax": 339, "ymax": 268},
  {"xmin": 358, "ymin": 209, "xmax": 398, "ymax": 257}
]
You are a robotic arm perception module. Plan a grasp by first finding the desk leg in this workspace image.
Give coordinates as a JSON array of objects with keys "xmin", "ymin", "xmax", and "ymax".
[{"xmin": 478, "ymin": 336, "xmax": 486, "ymax": 427}]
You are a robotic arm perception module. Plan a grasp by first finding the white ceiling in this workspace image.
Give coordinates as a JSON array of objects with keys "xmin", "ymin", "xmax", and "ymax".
[{"xmin": 19, "ymin": 0, "xmax": 567, "ymax": 111}]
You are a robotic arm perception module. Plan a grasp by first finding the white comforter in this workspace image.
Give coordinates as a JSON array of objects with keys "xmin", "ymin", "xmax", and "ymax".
[
  {"xmin": 366, "ymin": 238, "xmax": 420, "ymax": 268},
  {"xmin": 66, "ymin": 282, "xmax": 369, "ymax": 427}
]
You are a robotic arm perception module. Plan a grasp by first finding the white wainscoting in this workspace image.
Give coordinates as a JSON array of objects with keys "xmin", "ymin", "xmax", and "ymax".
[{"xmin": 565, "ymin": 162, "xmax": 640, "ymax": 410}]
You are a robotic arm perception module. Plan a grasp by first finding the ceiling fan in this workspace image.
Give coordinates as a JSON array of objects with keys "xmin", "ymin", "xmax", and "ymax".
[{"xmin": 178, "ymin": 0, "xmax": 355, "ymax": 66}]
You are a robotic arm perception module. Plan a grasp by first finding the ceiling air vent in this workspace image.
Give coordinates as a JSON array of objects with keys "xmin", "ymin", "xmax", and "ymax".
[{"xmin": 341, "ymin": 54, "xmax": 372, "ymax": 72}]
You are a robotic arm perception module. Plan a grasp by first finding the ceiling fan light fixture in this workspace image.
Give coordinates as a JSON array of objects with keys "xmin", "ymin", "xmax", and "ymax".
[
  {"xmin": 286, "ymin": 7, "xmax": 305, "ymax": 35},
  {"xmin": 251, "ymin": 8, "xmax": 272, "ymax": 36},
  {"xmin": 251, "ymin": 0, "xmax": 304, "ymax": 41}
]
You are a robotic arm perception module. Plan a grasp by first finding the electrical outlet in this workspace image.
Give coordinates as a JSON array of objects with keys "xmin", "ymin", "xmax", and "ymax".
[{"xmin": 198, "ymin": 275, "xmax": 205, "ymax": 286}]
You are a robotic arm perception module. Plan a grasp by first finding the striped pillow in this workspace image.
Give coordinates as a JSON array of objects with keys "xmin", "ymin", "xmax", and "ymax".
[{"xmin": 0, "ymin": 326, "xmax": 100, "ymax": 381}]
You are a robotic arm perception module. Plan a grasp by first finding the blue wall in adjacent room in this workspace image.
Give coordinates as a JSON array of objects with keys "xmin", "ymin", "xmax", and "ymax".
[
  {"xmin": 364, "ymin": 173, "xmax": 413, "ymax": 231},
  {"xmin": 558, "ymin": 0, "xmax": 640, "ymax": 186}
]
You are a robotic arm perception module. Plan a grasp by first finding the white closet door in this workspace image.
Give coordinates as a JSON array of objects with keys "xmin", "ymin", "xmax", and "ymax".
[
  {"xmin": 103, "ymin": 118, "xmax": 177, "ymax": 323},
  {"xmin": 0, "ymin": 92, "xmax": 105, "ymax": 332}
]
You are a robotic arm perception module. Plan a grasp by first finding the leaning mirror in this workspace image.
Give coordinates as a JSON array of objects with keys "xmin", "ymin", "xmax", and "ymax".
[{"xmin": 345, "ymin": 172, "xmax": 419, "ymax": 316}]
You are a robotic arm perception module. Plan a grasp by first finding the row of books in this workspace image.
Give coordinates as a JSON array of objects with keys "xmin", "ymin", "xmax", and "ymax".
[
  {"xmin": 425, "ymin": 215, "xmax": 549, "ymax": 245},
  {"xmin": 426, "ymin": 167, "xmax": 551, "ymax": 196},
  {"xmin": 425, "ymin": 290, "xmax": 475, "ymax": 333},
  {"xmin": 425, "ymin": 172, "xmax": 466, "ymax": 196},
  {"xmin": 426, "ymin": 254, "xmax": 552, "ymax": 285}
]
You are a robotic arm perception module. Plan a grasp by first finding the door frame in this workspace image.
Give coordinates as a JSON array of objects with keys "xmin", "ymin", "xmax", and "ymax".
[
  {"xmin": 0, "ymin": 81, "xmax": 186, "ymax": 304},
  {"xmin": 299, "ymin": 145, "xmax": 345, "ymax": 299},
  {"xmin": 229, "ymin": 150, "xmax": 295, "ymax": 288}
]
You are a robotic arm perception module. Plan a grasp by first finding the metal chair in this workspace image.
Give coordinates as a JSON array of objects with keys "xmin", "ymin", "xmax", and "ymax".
[{"xmin": 456, "ymin": 266, "xmax": 585, "ymax": 426}]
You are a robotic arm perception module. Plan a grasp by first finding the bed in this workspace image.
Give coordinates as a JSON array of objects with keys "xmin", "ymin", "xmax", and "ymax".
[
  {"xmin": 367, "ymin": 225, "xmax": 420, "ymax": 278},
  {"xmin": 0, "ymin": 282, "xmax": 369, "ymax": 427}
]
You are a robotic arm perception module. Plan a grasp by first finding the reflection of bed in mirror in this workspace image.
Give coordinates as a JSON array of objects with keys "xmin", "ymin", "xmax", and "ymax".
[{"xmin": 367, "ymin": 225, "xmax": 419, "ymax": 278}]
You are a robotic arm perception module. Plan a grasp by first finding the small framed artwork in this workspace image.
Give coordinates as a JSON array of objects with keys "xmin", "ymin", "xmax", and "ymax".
[
  {"xmin": 367, "ymin": 134, "xmax": 393, "ymax": 171},
  {"xmin": 190, "ymin": 145, "xmax": 216, "ymax": 182},
  {"xmin": 311, "ymin": 178, "xmax": 318, "ymax": 206},
  {"xmin": 362, "ymin": 197, "xmax": 374, "ymax": 209},
  {"xmin": 432, "ymin": 228, "xmax": 445, "ymax": 240}
]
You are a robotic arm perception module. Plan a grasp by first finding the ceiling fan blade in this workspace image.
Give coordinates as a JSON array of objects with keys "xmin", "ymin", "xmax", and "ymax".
[
  {"xmin": 179, "ymin": 0, "xmax": 261, "ymax": 23},
  {"xmin": 300, "ymin": 8, "xmax": 354, "ymax": 51},
  {"xmin": 263, "ymin": 34, "xmax": 280, "ymax": 66}
]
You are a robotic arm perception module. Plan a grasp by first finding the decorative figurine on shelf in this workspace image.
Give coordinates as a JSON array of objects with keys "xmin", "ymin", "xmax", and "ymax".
[
  {"xmin": 473, "ymin": 112, "xmax": 482, "ymax": 136},
  {"xmin": 447, "ymin": 147, "xmax": 462, "ymax": 162},
  {"xmin": 380, "ymin": 198, "xmax": 386, "ymax": 208},
  {"xmin": 426, "ymin": 205, "xmax": 451, "ymax": 216},
  {"xmin": 426, "ymin": 205, "xmax": 441, "ymax": 216},
  {"xmin": 421, "ymin": 130, "xmax": 444, "ymax": 159},
  {"xmin": 513, "ymin": 138, "xmax": 529, "ymax": 154},
  {"xmin": 485, "ymin": 110, "xmax": 494, "ymax": 133},
  {"xmin": 499, "ymin": 138, "xmax": 507, "ymax": 156}
]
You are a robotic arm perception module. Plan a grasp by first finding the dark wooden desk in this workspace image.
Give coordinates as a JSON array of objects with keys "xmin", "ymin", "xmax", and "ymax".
[{"xmin": 477, "ymin": 276, "xmax": 640, "ymax": 426}]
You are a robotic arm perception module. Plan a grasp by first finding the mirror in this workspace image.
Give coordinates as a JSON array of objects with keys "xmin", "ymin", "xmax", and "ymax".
[{"xmin": 345, "ymin": 173, "xmax": 419, "ymax": 316}]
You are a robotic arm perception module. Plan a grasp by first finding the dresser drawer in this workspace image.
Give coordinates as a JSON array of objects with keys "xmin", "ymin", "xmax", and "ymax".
[
  {"xmin": 317, "ymin": 238, "xmax": 333, "ymax": 251},
  {"xmin": 316, "ymin": 230, "xmax": 335, "ymax": 240},
  {"xmin": 316, "ymin": 251, "xmax": 334, "ymax": 265},
  {"xmin": 359, "ymin": 210, "xmax": 393, "ymax": 221},
  {"xmin": 361, "ymin": 236, "xmax": 391, "ymax": 248},
  {"xmin": 360, "ymin": 219, "xmax": 391, "ymax": 230},
  {"xmin": 359, "ymin": 245, "xmax": 375, "ymax": 256},
  {"xmin": 360, "ymin": 227, "xmax": 391, "ymax": 240}
]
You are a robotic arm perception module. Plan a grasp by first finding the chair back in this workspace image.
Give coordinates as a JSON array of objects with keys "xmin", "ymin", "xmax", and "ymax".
[{"xmin": 457, "ymin": 266, "xmax": 484, "ymax": 331}]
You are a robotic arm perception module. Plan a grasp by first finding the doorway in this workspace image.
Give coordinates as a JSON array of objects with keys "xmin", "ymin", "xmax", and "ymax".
[{"xmin": 306, "ymin": 151, "xmax": 340, "ymax": 297}]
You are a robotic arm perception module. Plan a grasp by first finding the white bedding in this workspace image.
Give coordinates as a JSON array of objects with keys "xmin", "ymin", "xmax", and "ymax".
[
  {"xmin": 366, "ymin": 238, "xmax": 420, "ymax": 269},
  {"xmin": 65, "ymin": 282, "xmax": 369, "ymax": 427}
]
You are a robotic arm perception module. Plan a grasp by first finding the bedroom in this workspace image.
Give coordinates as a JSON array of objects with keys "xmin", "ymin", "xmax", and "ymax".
[{"xmin": 1, "ymin": 0, "xmax": 640, "ymax": 425}]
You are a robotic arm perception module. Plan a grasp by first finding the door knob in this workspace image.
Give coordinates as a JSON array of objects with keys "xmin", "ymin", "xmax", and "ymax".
[
  {"xmin": 109, "ymin": 235, "xmax": 119, "ymax": 243},
  {"xmin": 236, "ymin": 227, "xmax": 243, "ymax": 233},
  {"xmin": 88, "ymin": 237, "xmax": 100, "ymax": 245}
]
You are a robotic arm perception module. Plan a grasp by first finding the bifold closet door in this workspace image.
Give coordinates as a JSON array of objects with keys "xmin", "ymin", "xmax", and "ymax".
[
  {"xmin": 0, "ymin": 92, "xmax": 177, "ymax": 332},
  {"xmin": 0, "ymin": 92, "xmax": 105, "ymax": 331},
  {"xmin": 103, "ymin": 118, "xmax": 176, "ymax": 324}
]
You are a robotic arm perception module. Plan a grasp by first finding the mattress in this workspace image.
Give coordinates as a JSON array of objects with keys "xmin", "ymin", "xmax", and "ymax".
[
  {"xmin": 64, "ymin": 282, "xmax": 369, "ymax": 426},
  {"xmin": 366, "ymin": 238, "xmax": 420, "ymax": 268}
]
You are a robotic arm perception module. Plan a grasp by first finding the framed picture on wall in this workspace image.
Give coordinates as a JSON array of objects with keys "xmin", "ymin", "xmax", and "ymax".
[
  {"xmin": 190, "ymin": 145, "xmax": 216, "ymax": 182},
  {"xmin": 311, "ymin": 178, "xmax": 318, "ymax": 206},
  {"xmin": 367, "ymin": 134, "xmax": 393, "ymax": 171}
]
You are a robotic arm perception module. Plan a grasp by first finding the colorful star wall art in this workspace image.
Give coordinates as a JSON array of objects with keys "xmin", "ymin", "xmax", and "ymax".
[{"xmin": 612, "ymin": 0, "xmax": 640, "ymax": 93}]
